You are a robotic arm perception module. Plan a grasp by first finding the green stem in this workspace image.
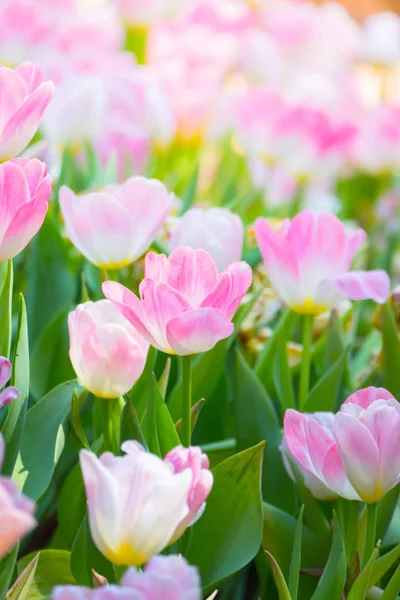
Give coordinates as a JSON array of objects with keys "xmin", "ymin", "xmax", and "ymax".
[
  {"xmin": 181, "ymin": 355, "xmax": 193, "ymax": 447},
  {"xmin": 363, "ymin": 502, "xmax": 378, "ymax": 568},
  {"xmin": 299, "ymin": 314, "xmax": 314, "ymax": 409},
  {"xmin": 101, "ymin": 397, "xmax": 121, "ymax": 455}
]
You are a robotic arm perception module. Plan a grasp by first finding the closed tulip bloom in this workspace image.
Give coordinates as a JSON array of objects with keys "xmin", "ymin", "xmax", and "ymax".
[
  {"xmin": 103, "ymin": 247, "xmax": 252, "ymax": 355},
  {"xmin": 164, "ymin": 446, "xmax": 213, "ymax": 542},
  {"xmin": 0, "ymin": 62, "xmax": 55, "ymax": 160},
  {"xmin": 59, "ymin": 177, "xmax": 172, "ymax": 270},
  {"xmin": 255, "ymin": 211, "xmax": 390, "ymax": 315},
  {"xmin": 0, "ymin": 357, "xmax": 18, "ymax": 407},
  {"xmin": 335, "ymin": 387, "xmax": 400, "ymax": 503},
  {"xmin": 0, "ymin": 434, "xmax": 36, "ymax": 558},
  {"xmin": 0, "ymin": 158, "xmax": 51, "ymax": 261},
  {"xmin": 283, "ymin": 410, "xmax": 360, "ymax": 500},
  {"xmin": 53, "ymin": 555, "xmax": 201, "ymax": 599},
  {"xmin": 168, "ymin": 207, "xmax": 244, "ymax": 271},
  {"xmin": 68, "ymin": 300, "xmax": 149, "ymax": 399},
  {"xmin": 79, "ymin": 443, "xmax": 192, "ymax": 566}
]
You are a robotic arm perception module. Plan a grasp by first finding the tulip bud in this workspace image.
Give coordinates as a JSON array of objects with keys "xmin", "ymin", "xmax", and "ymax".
[{"xmin": 0, "ymin": 357, "xmax": 18, "ymax": 408}]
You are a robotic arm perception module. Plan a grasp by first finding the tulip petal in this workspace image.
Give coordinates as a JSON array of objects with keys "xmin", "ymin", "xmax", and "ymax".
[
  {"xmin": 344, "ymin": 386, "xmax": 395, "ymax": 408},
  {"xmin": 166, "ymin": 308, "xmax": 234, "ymax": 355},
  {"xmin": 333, "ymin": 270, "xmax": 390, "ymax": 303},
  {"xmin": 322, "ymin": 445, "xmax": 361, "ymax": 500},
  {"xmin": 0, "ymin": 357, "xmax": 12, "ymax": 389},
  {"xmin": 15, "ymin": 62, "xmax": 44, "ymax": 94}
]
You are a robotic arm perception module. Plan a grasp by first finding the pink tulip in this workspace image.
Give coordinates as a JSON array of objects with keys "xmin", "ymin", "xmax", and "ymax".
[
  {"xmin": 282, "ymin": 410, "xmax": 359, "ymax": 500},
  {"xmin": 164, "ymin": 445, "xmax": 213, "ymax": 542},
  {"xmin": 255, "ymin": 210, "xmax": 390, "ymax": 315},
  {"xmin": 59, "ymin": 176, "xmax": 172, "ymax": 270},
  {"xmin": 0, "ymin": 434, "xmax": 36, "ymax": 558},
  {"xmin": 335, "ymin": 387, "xmax": 400, "ymax": 503},
  {"xmin": 103, "ymin": 247, "xmax": 252, "ymax": 355},
  {"xmin": 0, "ymin": 357, "xmax": 18, "ymax": 408},
  {"xmin": 168, "ymin": 207, "xmax": 244, "ymax": 271},
  {"xmin": 68, "ymin": 300, "xmax": 149, "ymax": 399},
  {"xmin": 79, "ymin": 443, "xmax": 192, "ymax": 566},
  {"xmin": 0, "ymin": 158, "xmax": 51, "ymax": 261},
  {"xmin": 0, "ymin": 62, "xmax": 54, "ymax": 160},
  {"xmin": 52, "ymin": 555, "xmax": 201, "ymax": 599}
]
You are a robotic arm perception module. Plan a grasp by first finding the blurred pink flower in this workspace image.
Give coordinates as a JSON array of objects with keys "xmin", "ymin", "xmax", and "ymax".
[
  {"xmin": 255, "ymin": 210, "xmax": 390, "ymax": 315},
  {"xmin": 68, "ymin": 300, "xmax": 149, "ymax": 399},
  {"xmin": 0, "ymin": 357, "xmax": 18, "ymax": 408},
  {"xmin": 164, "ymin": 445, "xmax": 213, "ymax": 542},
  {"xmin": 52, "ymin": 555, "xmax": 201, "ymax": 599},
  {"xmin": 168, "ymin": 207, "xmax": 244, "ymax": 271},
  {"xmin": 103, "ymin": 247, "xmax": 252, "ymax": 355},
  {"xmin": 59, "ymin": 176, "xmax": 172, "ymax": 269},
  {"xmin": 79, "ymin": 443, "xmax": 192, "ymax": 565},
  {"xmin": 0, "ymin": 434, "xmax": 36, "ymax": 559},
  {"xmin": 116, "ymin": 0, "xmax": 192, "ymax": 25},
  {"xmin": 0, "ymin": 62, "xmax": 54, "ymax": 160},
  {"xmin": 0, "ymin": 158, "xmax": 51, "ymax": 260},
  {"xmin": 361, "ymin": 11, "xmax": 400, "ymax": 66}
]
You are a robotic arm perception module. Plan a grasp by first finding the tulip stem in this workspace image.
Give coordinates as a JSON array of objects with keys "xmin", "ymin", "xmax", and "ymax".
[
  {"xmin": 363, "ymin": 502, "xmax": 378, "ymax": 567},
  {"xmin": 181, "ymin": 355, "xmax": 193, "ymax": 447},
  {"xmin": 101, "ymin": 397, "xmax": 121, "ymax": 455},
  {"xmin": 299, "ymin": 314, "xmax": 314, "ymax": 409}
]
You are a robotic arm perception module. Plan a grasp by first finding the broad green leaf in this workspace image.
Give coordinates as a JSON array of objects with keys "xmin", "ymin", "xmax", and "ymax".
[
  {"xmin": 304, "ymin": 348, "xmax": 348, "ymax": 413},
  {"xmin": 13, "ymin": 380, "xmax": 82, "ymax": 500},
  {"xmin": 289, "ymin": 506, "xmax": 304, "ymax": 600},
  {"xmin": 57, "ymin": 465, "xmax": 86, "ymax": 549},
  {"xmin": 70, "ymin": 390, "xmax": 90, "ymax": 450},
  {"xmin": 17, "ymin": 550, "xmax": 76, "ymax": 600},
  {"xmin": 7, "ymin": 553, "xmax": 39, "ymax": 600},
  {"xmin": 120, "ymin": 397, "xmax": 147, "ymax": 448},
  {"xmin": 381, "ymin": 302, "xmax": 400, "ymax": 397},
  {"xmin": 370, "ymin": 544, "xmax": 400, "ymax": 588},
  {"xmin": 2, "ymin": 295, "xmax": 29, "ymax": 474},
  {"xmin": 273, "ymin": 336, "xmax": 295, "ymax": 412},
  {"xmin": 311, "ymin": 513, "xmax": 346, "ymax": 600},
  {"xmin": 347, "ymin": 544, "xmax": 380, "ymax": 600},
  {"xmin": 266, "ymin": 551, "xmax": 292, "ymax": 600},
  {"xmin": 130, "ymin": 346, "xmax": 157, "ymax": 420},
  {"xmin": 0, "ymin": 545, "xmax": 19, "ymax": 599},
  {"xmin": 380, "ymin": 563, "xmax": 400, "ymax": 600},
  {"xmin": 186, "ymin": 443, "xmax": 265, "ymax": 593},
  {"xmin": 71, "ymin": 516, "xmax": 115, "ymax": 586},
  {"xmin": 0, "ymin": 259, "xmax": 13, "ymax": 358},
  {"xmin": 155, "ymin": 377, "xmax": 180, "ymax": 455},
  {"xmin": 377, "ymin": 485, "xmax": 400, "ymax": 543},
  {"xmin": 233, "ymin": 349, "xmax": 295, "ymax": 511}
]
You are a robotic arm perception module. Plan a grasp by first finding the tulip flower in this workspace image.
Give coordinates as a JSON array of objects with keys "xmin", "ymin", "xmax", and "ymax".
[
  {"xmin": 0, "ymin": 434, "xmax": 36, "ymax": 558},
  {"xmin": 0, "ymin": 357, "xmax": 18, "ymax": 407},
  {"xmin": 68, "ymin": 300, "xmax": 149, "ymax": 399},
  {"xmin": 164, "ymin": 445, "xmax": 213, "ymax": 542},
  {"xmin": 79, "ymin": 442, "xmax": 192, "ymax": 566},
  {"xmin": 361, "ymin": 11, "xmax": 400, "ymax": 66},
  {"xmin": 168, "ymin": 207, "xmax": 244, "ymax": 271},
  {"xmin": 0, "ymin": 62, "xmax": 55, "ymax": 161},
  {"xmin": 52, "ymin": 555, "xmax": 201, "ymax": 599},
  {"xmin": 59, "ymin": 176, "xmax": 172, "ymax": 270},
  {"xmin": 282, "ymin": 410, "xmax": 360, "ymax": 500},
  {"xmin": 255, "ymin": 211, "xmax": 390, "ymax": 315},
  {"xmin": 335, "ymin": 387, "xmax": 400, "ymax": 503},
  {"xmin": 0, "ymin": 158, "xmax": 51, "ymax": 261},
  {"xmin": 103, "ymin": 246, "xmax": 252, "ymax": 356}
]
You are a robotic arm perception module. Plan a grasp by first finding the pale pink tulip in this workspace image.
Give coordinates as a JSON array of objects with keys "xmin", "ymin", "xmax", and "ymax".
[
  {"xmin": 164, "ymin": 445, "xmax": 213, "ymax": 542},
  {"xmin": 79, "ymin": 443, "xmax": 192, "ymax": 566},
  {"xmin": 103, "ymin": 247, "xmax": 252, "ymax": 355},
  {"xmin": 282, "ymin": 410, "xmax": 360, "ymax": 500},
  {"xmin": 59, "ymin": 176, "xmax": 172, "ymax": 269},
  {"xmin": 361, "ymin": 11, "xmax": 400, "ymax": 66},
  {"xmin": 0, "ymin": 357, "xmax": 18, "ymax": 407},
  {"xmin": 255, "ymin": 210, "xmax": 390, "ymax": 315},
  {"xmin": 0, "ymin": 62, "xmax": 54, "ymax": 160},
  {"xmin": 0, "ymin": 158, "xmax": 51, "ymax": 261},
  {"xmin": 168, "ymin": 207, "xmax": 244, "ymax": 271},
  {"xmin": 0, "ymin": 434, "xmax": 36, "ymax": 558},
  {"xmin": 68, "ymin": 300, "xmax": 149, "ymax": 399},
  {"xmin": 335, "ymin": 387, "xmax": 400, "ymax": 503},
  {"xmin": 52, "ymin": 555, "xmax": 201, "ymax": 599}
]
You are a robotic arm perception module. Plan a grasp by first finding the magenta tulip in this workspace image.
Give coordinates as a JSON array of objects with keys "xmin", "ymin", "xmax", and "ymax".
[{"xmin": 0, "ymin": 357, "xmax": 18, "ymax": 407}]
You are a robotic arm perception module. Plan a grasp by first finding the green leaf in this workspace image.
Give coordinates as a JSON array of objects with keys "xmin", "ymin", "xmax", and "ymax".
[
  {"xmin": 311, "ymin": 513, "xmax": 346, "ymax": 600},
  {"xmin": 120, "ymin": 397, "xmax": 147, "ymax": 448},
  {"xmin": 370, "ymin": 544, "xmax": 400, "ymax": 588},
  {"xmin": 2, "ymin": 295, "xmax": 29, "ymax": 474},
  {"xmin": 57, "ymin": 465, "xmax": 87, "ymax": 549},
  {"xmin": 273, "ymin": 336, "xmax": 295, "ymax": 412},
  {"xmin": 175, "ymin": 399, "xmax": 204, "ymax": 437},
  {"xmin": 232, "ymin": 349, "xmax": 295, "ymax": 511},
  {"xmin": 154, "ymin": 377, "xmax": 180, "ymax": 456},
  {"xmin": 289, "ymin": 506, "xmax": 304, "ymax": 600},
  {"xmin": 13, "ymin": 380, "xmax": 82, "ymax": 500},
  {"xmin": 70, "ymin": 390, "xmax": 90, "ymax": 450},
  {"xmin": 381, "ymin": 302, "xmax": 400, "ymax": 397},
  {"xmin": 179, "ymin": 162, "xmax": 199, "ymax": 214},
  {"xmin": 130, "ymin": 346, "xmax": 157, "ymax": 420},
  {"xmin": 0, "ymin": 545, "xmax": 19, "ymax": 599},
  {"xmin": 347, "ymin": 543, "xmax": 380, "ymax": 600},
  {"xmin": 145, "ymin": 374, "xmax": 161, "ymax": 456},
  {"xmin": 0, "ymin": 259, "xmax": 13, "ymax": 358},
  {"xmin": 186, "ymin": 443, "xmax": 265, "ymax": 593},
  {"xmin": 71, "ymin": 516, "xmax": 115, "ymax": 586},
  {"xmin": 265, "ymin": 551, "xmax": 292, "ymax": 600},
  {"xmin": 380, "ymin": 562, "xmax": 400, "ymax": 600},
  {"xmin": 303, "ymin": 348, "xmax": 348, "ymax": 413},
  {"xmin": 7, "ymin": 553, "xmax": 39, "ymax": 600},
  {"xmin": 17, "ymin": 550, "xmax": 76, "ymax": 600}
]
